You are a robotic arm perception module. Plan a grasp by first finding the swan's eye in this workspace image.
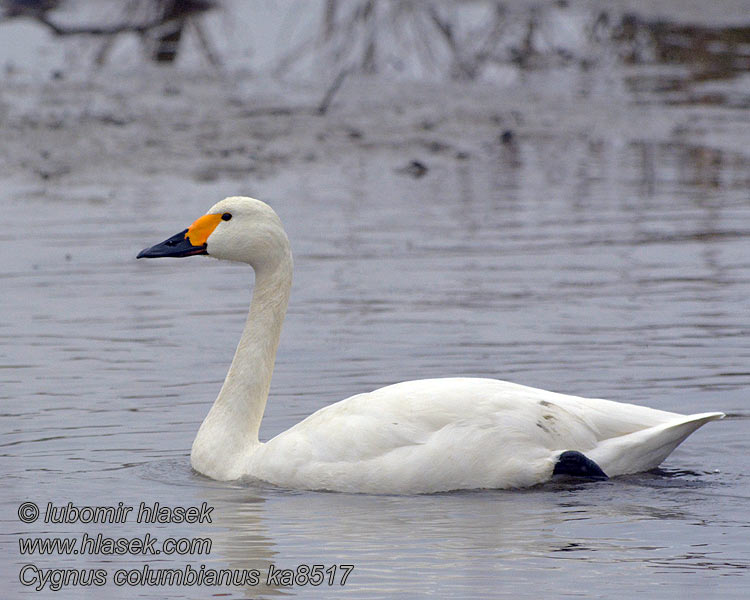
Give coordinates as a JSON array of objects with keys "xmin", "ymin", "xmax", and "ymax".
[{"xmin": 221, "ymin": 213, "xmax": 232, "ymax": 221}]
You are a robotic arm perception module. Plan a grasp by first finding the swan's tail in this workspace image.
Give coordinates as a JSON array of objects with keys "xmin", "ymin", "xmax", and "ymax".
[{"xmin": 586, "ymin": 412, "xmax": 724, "ymax": 477}]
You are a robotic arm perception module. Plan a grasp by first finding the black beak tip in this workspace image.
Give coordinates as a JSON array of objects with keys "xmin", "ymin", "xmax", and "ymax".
[
  {"xmin": 137, "ymin": 244, "xmax": 165, "ymax": 259},
  {"xmin": 136, "ymin": 229, "xmax": 207, "ymax": 260}
]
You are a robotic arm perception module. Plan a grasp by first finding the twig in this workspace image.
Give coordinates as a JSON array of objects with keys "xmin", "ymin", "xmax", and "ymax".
[
  {"xmin": 323, "ymin": 0, "xmax": 337, "ymax": 41},
  {"xmin": 317, "ymin": 66, "xmax": 352, "ymax": 115},
  {"xmin": 189, "ymin": 18, "xmax": 222, "ymax": 67},
  {"xmin": 426, "ymin": 4, "xmax": 475, "ymax": 78},
  {"xmin": 36, "ymin": 13, "xmax": 165, "ymax": 36}
]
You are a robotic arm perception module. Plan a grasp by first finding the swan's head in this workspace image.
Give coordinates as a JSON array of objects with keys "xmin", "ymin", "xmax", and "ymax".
[{"xmin": 137, "ymin": 196, "xmax": 290, "ymax": 272}]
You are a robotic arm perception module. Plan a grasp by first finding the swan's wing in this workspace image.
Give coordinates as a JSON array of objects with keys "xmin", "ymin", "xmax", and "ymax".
[
  {"xmin": 253, "ymin": 379, "xmax": 602, "ymax": 491},
  {"xmin": 251, "ymin": 378, "xmax": 722, "ymax": 492},
  {"xmin": 266, "ymin": 378, "xmax": 604, "ymax": 458},
  {"xmin": 460, "ymin": 378, "xmax": 683, "ymax": 439}
]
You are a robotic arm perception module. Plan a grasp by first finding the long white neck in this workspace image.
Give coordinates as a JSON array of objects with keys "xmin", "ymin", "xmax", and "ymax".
[{"xmin": 191, "ymin": 252, "xmax": 292, "ymax": 480}]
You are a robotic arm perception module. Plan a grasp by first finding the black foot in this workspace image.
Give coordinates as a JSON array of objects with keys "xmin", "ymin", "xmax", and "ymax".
[{"xmin": 553, "ymin": 451, "xmax": 608, "ymax": 480}]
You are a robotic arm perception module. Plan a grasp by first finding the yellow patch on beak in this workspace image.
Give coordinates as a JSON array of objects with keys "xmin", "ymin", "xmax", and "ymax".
[{"xmin": 185, "ymin": 213, "xmax": 223, "ymax": 247}]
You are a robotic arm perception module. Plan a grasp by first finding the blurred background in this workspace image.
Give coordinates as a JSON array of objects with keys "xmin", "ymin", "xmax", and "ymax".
[
  {"xmin": 2, "ymin": 2, "xmax": 749, "ymax": 599},
  {"xmin": 1, "ymin": 0, "xmax": 749, "ymax": 188}
]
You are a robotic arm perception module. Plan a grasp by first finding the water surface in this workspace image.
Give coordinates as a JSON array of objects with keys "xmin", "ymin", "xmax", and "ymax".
[{"xmin": 2, "ymin": 3, "xmax": 750, "ymax": 598}]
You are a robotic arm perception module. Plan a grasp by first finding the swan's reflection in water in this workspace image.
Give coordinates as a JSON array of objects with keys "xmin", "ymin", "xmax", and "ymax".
[{"xmin": 189, "ymin": 469, "xmax": 706, "ymax": 599}]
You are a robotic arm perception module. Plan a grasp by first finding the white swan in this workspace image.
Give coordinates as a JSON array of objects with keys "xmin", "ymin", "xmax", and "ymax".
[{"xmin": 138, "ymin": 196, "xmax": 724, "ymax": 493}]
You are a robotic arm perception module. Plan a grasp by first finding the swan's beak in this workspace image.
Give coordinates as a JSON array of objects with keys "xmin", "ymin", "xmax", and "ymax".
[
  {"xmin": 136, "ymin": 229, "xmax": 207, "ymax": 258},
  {"xmin": 137, "ymin": 213, "xmax": 223, "ymax": 259}
]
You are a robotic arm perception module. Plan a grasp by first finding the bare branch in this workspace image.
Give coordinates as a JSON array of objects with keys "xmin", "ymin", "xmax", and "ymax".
[
  {"xmin": 36, "ymin": 13, "xmax": 165, "ymax": 36},
  {"xmin": 317, "ymin": 66, "xmax": 352, "ymax": 115}
]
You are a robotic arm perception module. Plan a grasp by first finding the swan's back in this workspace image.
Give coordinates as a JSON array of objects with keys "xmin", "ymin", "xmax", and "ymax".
[{"xmin": 246, "ymin": 378, "xmax": 722, "ymax": 493}]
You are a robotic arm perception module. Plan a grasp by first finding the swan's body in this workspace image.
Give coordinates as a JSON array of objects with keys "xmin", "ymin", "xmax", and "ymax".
[{"xmin": 138, "ymin": 196, "xmax": 724, "ymax": 494}]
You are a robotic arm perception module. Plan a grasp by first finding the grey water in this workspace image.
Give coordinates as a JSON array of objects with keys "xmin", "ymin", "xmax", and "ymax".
[{"xmin": 2, "ymin": 1, "xmax": 750, "ymax": 598}]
